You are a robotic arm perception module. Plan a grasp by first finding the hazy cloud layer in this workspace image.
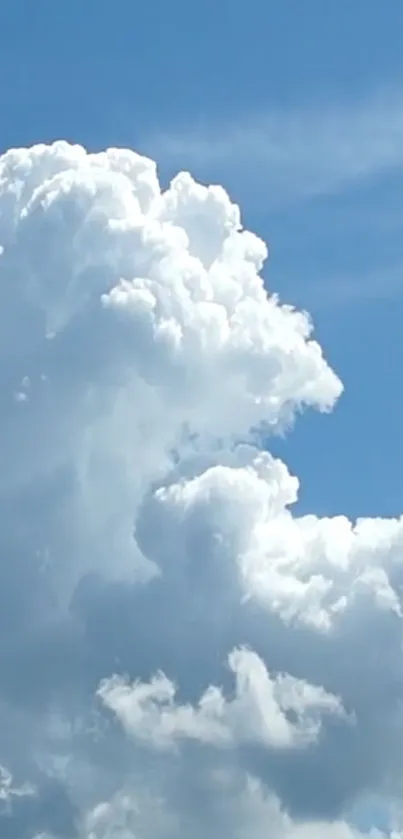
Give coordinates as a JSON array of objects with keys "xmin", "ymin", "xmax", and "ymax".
[{"xmin": 144, "ymin": 89, "xmax": 403, "ymax": 203}]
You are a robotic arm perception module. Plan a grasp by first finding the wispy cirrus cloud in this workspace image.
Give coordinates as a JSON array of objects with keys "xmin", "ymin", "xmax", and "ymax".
[{"xmin": 143, "ymin": 87, "xmax": 403, "ymax": 205}]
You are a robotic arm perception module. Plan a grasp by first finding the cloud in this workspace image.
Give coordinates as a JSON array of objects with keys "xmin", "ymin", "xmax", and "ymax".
[
  {"xmin": 0, "ymin": 764, "xmax": 76, "ymax": 839},
  {"xmin": 0, "ymin": 140, "xmax": 402, "ymax": 837},
  {"xmin": 143, "ymin": 88, "xmax": 403, "ymax": 204},
  {"xmin": 136, "ymin": 446, "xmax": 403, "ymax": 631},
  {"xmin": 0, "ymin": 764, "xmax": 35, "ymax": 811},
  {"xmin": 98, "ymin": 646, "xmax": 345, "ymax": 752},
  {"xmin": 79, "ymin": 776, "xmax": 397, "ymax": 839}
]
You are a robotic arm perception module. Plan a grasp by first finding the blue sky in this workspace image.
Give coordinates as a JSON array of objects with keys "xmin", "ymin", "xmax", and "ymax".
[{"xmin": 3, "ymin": 0, "xmax": 401, "ymax": 521}]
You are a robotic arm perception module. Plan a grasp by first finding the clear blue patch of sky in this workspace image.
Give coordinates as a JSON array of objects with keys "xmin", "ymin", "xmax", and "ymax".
[{"xmin": 260, "ymin": 178, "xmax": 403, "ymax": 520}]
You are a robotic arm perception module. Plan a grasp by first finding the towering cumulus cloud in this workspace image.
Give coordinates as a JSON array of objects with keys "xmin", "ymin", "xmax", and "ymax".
[{"xmin": 0, "ymin": 142, "xmax": 402, "ymax": 838}]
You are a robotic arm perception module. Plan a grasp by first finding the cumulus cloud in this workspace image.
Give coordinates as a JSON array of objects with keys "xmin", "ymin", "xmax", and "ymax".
[
  {"xmin": 0, "ymin": 140, "xmax": 401, "ymax": 837},
  {"xmin": 98, "ymin": 646, "xmax": 345, "ymax": 752}
]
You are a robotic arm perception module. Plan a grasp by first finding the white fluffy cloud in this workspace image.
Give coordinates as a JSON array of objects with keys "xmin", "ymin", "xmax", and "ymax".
[
  {"xmin": 139, "ymin": 447, "xmax": 403, "ymax": 631},
  {"xmin": 98, "ymin": 646, "xmax": 345, "ymax": 752},
  {"xmin": 0, "ymin": 140, "xmax": 401, "ymax": 838}
]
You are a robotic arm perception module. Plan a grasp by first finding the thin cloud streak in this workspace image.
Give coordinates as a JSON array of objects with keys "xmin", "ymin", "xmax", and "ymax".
[{"xmin": 143, "ymin": 88, "xmax": 403, "ymax": 205}]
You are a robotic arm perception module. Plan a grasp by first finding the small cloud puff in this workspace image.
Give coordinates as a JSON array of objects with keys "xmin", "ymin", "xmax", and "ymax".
[{"xmin": 98, "ymin": 646, "xmax": 345, "ymax": 752}]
